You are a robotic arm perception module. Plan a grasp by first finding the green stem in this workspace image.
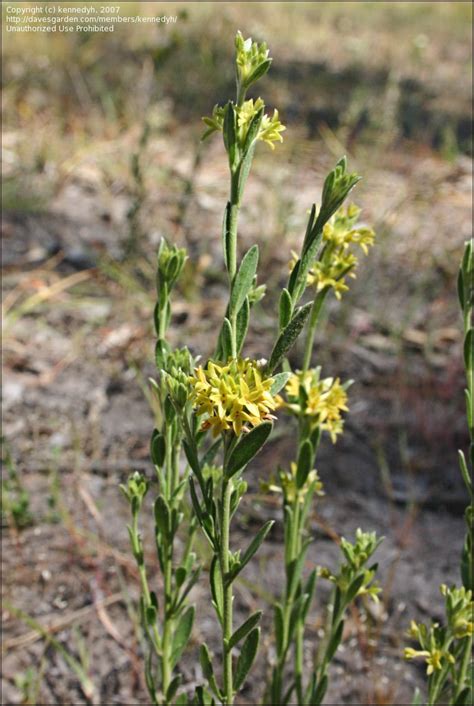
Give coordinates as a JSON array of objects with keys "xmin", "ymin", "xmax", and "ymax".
[
  {"xmin": 224, "ymin": 171, "xmax": 242, "ymax": 357},
  {"xmin": 291, "ymin": 499, "xmax": 304, "ymax": 705},
  {"xmin": 220, "ymin": 479, "xmax": 234, "ymax": 705},
  {"xmin": 161, "ymin": 439, "xmax": 180, "ymax": 701},
  {"xmin": 132, "ymin": 512, "xmax": 162, "ymax": 655},
  {"xmin": 453, "ymin": 634, "xmax": 472, "ymax": 702},
  {"xmin": 161, "ymin": 550, "xmax": 173, "ymax": 701},
  {"xmin": 236, "ymin": 83, "xmax": 247, "ymax": 107},
  {"xmin": 273, "ymin": 495, "xmax": 302, "ymax": 704},
  {"xmin": 294, "ymin": 623, "xmax": 304, "ymax": 704},
  {"xmin": 302, "ymin": 292, "xmax": 327, "ymax": 373}
]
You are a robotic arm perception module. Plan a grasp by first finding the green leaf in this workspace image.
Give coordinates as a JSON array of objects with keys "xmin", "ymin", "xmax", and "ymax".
[
  {"xmin": 199, "ymin": 644, "xmax": 220, "ymax": 697},
  {"xmin": 241, "ymin": 105, "xmax": 264, "ymax": 155},
  {"xmin": 202, "ymin": 437, "xmax": 223, "ymax": 468},
  {"xmin": 411, "ymin": 688, "xmax": 423, "ymax": 706},
  {"xmin": 325, "ymin": 619, "xmax": 344, "ymax": 663},
  {"xmin": 266, "ymin": 302, "xmax": 313, "ymax": 374},
  {"xmin": 230, "ymin": 245, "xmax": 259, "ymax": 316},
  {"xmin": 288, "ymin": 593, "xmax": 309, "ymax": 644},
  {"xmin": 228, "ymin": 611, "xmax": 262, "ymax": 650},
  {"xmin": 175, "ymin": 567, "xmax": 202, "ymax": 611},
  {"xmin": 183, "ymin": 439, "xmax": 204, "ymax": 487},
  {"xmin": 464, "ymin": 328, "xmax": 473, "ymax": 376},
  {"xmin": 235, "ymin": 107, "xmax": 263, "ymax": 199},
  {"xmin": 154, "ymin": 495, "xmax": 170, "ymax": 538},
  {"xmin": 274, "ymin": 603, "xmax": 284, "ymax": 657},
  {"xmin": 287, "ymin": 539, "xmax": 311, "ymax": 598},
  {"xmin": 236, "ymin": 297, "xmax": 250, "ymax": 354},
  {"xmin": 302, "ymin": 569, "xmax": 318, "ymax": 621},
  {"xmin": 458, "ymin": 450, "xmax": 473, "ymax": 497},
  {"xmin": 222, "ymin": 202, "xmax": 232, "ymax": 272},
  {"xmin": 193, "ymin": 685, "xmax": 215, "ymax": 706},
  {"xmin": 296, "ymin": 439, "xmax": 313, "ymax": 489},
  {"xmin": 346, "ymin": 573, "xmax": 366, "ymax": 604},
  {"xmin": 279, "ymin": 288, "xmax": 292, "ymax": 330},
  {"xmin": 228, "ymin": 520, "xmax": 274, "ymax": 583},
  {"xmin": 226, "ymin": 421, "xmax": 273, "ymax": 478},
  {"xmin": 150, "ymin": 429, "xmax": 166, "ymax": 467},
  {"xmin": 244, "ymin": 59, "xmax": 272, "ymax": 89},
  {"xmin": 233, "ymin": 628, "xmax": 260, "ymax": 691},
  {"xmin": 145, "ymin": 650, "xmax": 157, "ymax": 704},
  {"xmin": 210, "ymin": 556, "xmax": 224, "ymax": 625},
  {"xmin": 145, "ymin": 604, "xmax": 157, "ymax": 626},
  {"xmin": 166, "ymin": 675, "xmax": 182, "ymax": 703},
  {"xmin": 171, "ymin": 606, "xmax": 195, "ymax": 667},
  {"xmin": 220, "ymin": 317, "xmax": 234, "ymax": 360},
  {"xmin": 189, "ymin": 478, "xmax": 204, "ymax": 525},
  {"xmin": 310, "ymin": 674, "xmax": 328, "ymax": 706},
  {"xmin": 224, "ymin": 102, "xmax": 238, "ymax": 172},
  {"xmin": 458, "ymin": 268, "xmax": 465, "ymax": 310},
  {"xmin": 270, "ymin": 372, "xmax": 292, "ymax": 395}
]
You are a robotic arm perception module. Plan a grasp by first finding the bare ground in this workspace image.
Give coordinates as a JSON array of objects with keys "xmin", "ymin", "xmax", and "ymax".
[{"xmin": 1, "ymin": 128, "xmax": 472, "ymax": 705}]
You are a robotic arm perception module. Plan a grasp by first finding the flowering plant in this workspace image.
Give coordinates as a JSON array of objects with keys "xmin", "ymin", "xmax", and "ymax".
[
  {"xmin": 404, "ymin": 242, "xmax": 473, "ymax": 706},
  {"xmin": 122, "ymin": 31, "xmax": 381, "ymax": 706}
]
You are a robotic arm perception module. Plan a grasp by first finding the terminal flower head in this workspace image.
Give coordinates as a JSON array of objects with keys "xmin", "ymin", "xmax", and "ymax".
[
  {"xmin": 202, "ymin": 99, "xmax": 285, "ymax": 149},
  {"xmin": 280, "ymin": 368, "xmax": 349, "ymax": 442},
  {"xmin": 289, "ymin": 203, "xmax": 375, "ymax": 299},
  {"xmin": 235, "ymin": 30, "xmax": 272, "ymax": 94},
  {"xmin": 188, "ymin": 358, "xmax": 277, "ymax": 437}
]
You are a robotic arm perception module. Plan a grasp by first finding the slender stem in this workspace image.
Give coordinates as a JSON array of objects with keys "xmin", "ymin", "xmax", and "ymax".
[
  {"xmin": 273, "ymin": 495, "xmax": 302, "ymax": 704},
  {"xmin": 161, "ymin": 439, "xmax": 180, "ymax": 701},
  {"xmin": 220, "ymin": 479, "xmax": 234, "ymax": 705},
  {"xmin": 291, "ymin": 499, "xmax": 304, "ymax": 705},
  {"xmin": 161, "ymin": 550, "xmax": 173, "ymax": 700},
  {"xmin": 294, "ymin": 623, "xmax": 304, "ymax": 703},
  {"xmin": 302, "ymin": 292, "xmax": 327, "ymax": 373},
  {"xmin": 158, "ymin": 286, "xmax": 169, "ymax": 340},
  {"xmin": 454, "ymin": 634, "xmax": 472, "ymax": 702},
  {"xmin": 132, "ymin": 512, "xmax": 162, "ymax": 655},
  {"xmin": 236, "ymin": 83, "xmax": 247, "ymax": 107}
]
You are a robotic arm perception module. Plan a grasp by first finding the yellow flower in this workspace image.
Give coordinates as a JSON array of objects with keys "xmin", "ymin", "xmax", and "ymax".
[
  {"xmin": 202, "ymin": 98, "xmax": 285, "ymax": 149},
  {"xmin": 288, "ymin": 204, "xmax": 375, "ymax": 299},
  {"xmin": 188, "ymin": 358, "xmax": 277, "ymax": 437},
  {"xmin": 404, "ymin": 647, "xmax": 454, "ymax": 675},
  {"xmin": 237, "ymin": 99, "xmax": 285, "ymax": 148},
  {"xmin": 282, "ymin": 369, "xmax": 349, "ymax": 442}
]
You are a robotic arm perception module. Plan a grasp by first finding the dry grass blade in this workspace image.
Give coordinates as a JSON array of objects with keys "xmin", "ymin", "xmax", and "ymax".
[
  {"xmin": 3, "ymin": 593, "xmax": 124, "ymax": 652},
  {"xmin": 2, "ymin": 269, "xmax": 93, "ymax": 331}
]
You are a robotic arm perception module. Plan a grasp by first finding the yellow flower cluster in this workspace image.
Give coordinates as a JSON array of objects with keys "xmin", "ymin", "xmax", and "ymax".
[
  {"xmin": 188, "ymin": 358, "xmax": 277, "ymax": 437},
  {"xmin": 289, "ymin": 204, "xmax": 375, "ymax": 299},
  {"xmin": 202, "ymin": 99, "xmax": 285, "ymax": 150},
  {"xmin": 239, "ymin": 98, "xmax": 285, "ymax": 149},
  {"xmin": 404, "ymin": 646, "xmax": 454, "ymax": 676},
  {"xmin": 280, "ymin": 369, "xmax": 349, "ymax": 442}
]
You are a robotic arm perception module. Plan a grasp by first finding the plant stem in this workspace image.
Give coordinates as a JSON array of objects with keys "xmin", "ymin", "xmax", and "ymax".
[
  {"xmin": 161, "ymin": 439, "xmax": 181, "ymax": 701},
  {"xmin": 273, "ymin": 495, "xmax": 302, "ymax": 704},
  {"xmin": 294, "ymin": 622, "xmax": 304, "ymax": 703},
  {"xmin": 453, "ymin": 634, "xmax": 472, "ymax": 702},
  {"xmin": 302, "ymin": 292, "xmax": 327, "ymax": 372},
  {"xmin": 220, "ymin": 478, "xmax": 234, "ymax": 705},
  {"xmin": 161, "ymin": 558, "xmax": 173, "ymax": 700},
  {"xmin": 132, "ymin": 512, "xmax": 161, "ymax": 655}
]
